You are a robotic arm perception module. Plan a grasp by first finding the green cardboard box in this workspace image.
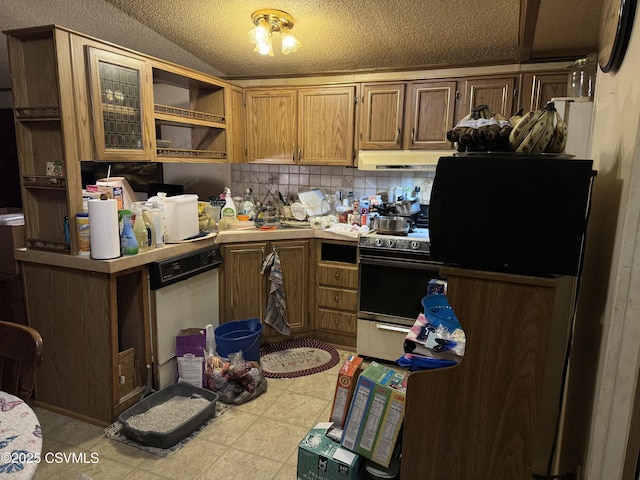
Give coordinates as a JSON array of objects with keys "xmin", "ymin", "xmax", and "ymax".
[
  {"xmin": 340, "ymin": 362, "xmax": 406, "ymax": 467},
  {"xmin": 298, "ymin": 422, "xmax": 361, "ymax": 480}
]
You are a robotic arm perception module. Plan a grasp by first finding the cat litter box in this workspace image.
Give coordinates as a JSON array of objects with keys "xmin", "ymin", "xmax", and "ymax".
[{"xmin": 118, "ymin": 383, "xmax": 218, "ymax": 449}]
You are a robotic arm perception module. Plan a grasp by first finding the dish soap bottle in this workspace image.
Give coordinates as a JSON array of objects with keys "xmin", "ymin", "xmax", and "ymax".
[{"xmin": 219, "ymin": 187, "xmax": 237, "ymax": 230}]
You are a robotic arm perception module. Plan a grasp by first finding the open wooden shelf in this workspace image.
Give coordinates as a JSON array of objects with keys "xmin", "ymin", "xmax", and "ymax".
[
  {"xmin": 154, "ymin": 104, "xmax": 225, "ymax": 127},
  {"xmin": 156, "ymin": 148, "xmax": 226, "ymax": 160},
  {"xmin": 27, "ymin": 238, "xmax": 70, "ymax": 253},
  {"xmin": 15, "ymin": 106, "xmax": 61, "ymax": 121},
  {"xmin": 23, "ymin": 175, "xmax": 67, "ymax": 189}
]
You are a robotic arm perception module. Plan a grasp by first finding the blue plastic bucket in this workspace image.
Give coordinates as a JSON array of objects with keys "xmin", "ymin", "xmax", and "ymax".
[{"xmin": 214, "ymin": 318, "xmax": 263, "ymax": 361}]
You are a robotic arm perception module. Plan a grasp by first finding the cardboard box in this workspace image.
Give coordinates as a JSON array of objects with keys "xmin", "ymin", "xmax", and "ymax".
[
  {"xmin": 298, "ymin": 422, "xmax": 361, "ymax": 480},
  {"xmin": 341, "ymin": 362, "xmax": 407, "ymax": 468},
  {"xmin": 329, "ymin": 355, "xmax": 364, "ymax": 428},
  {"xmin": 0, "ymin": 208, "xmax": 25, "ymax": 275}
]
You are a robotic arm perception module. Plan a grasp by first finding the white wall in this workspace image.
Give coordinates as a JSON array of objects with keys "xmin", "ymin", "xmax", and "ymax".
[
  {"xmin": 161, "ymin": 163, "xmax": 231, "ymax": 201},
  {"xmin": 581, "ymin": 5, "xmax": 640, "ymax": 479}
]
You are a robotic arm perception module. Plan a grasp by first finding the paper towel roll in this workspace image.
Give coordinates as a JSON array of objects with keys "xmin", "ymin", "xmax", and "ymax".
[{"xmin": 88, "ymin": 199, "xmax": 121, "ymax": 260}]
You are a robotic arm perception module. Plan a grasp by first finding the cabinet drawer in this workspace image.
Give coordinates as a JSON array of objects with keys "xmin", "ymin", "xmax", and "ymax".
[
  {"xmin": 317, "ymin": 309, "xmax": 357, "ymax": 335},
  {"xmin": 317, "ymin": 286, "xmax": 358, "ymax": 311},
  {"xmin": 317, "ymin": 264, "xmax": 358, "ymax": 288}
]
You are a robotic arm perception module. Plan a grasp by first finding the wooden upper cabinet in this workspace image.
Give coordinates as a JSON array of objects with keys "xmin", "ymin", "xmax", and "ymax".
[
  {"xmin": 405, "ymin": 80, "xmax": 457, "ymax": 150},
  {"xmin": 86, "ymin": 48, "xmax": 155, "ymax": 161},
  {"xmin": 245, "ymin": 85, "xmax": 357, "ymax": 166},
  {"xmin": 229, "ymin": 85, "xmax": 246, "ymax": 163},
  {"xmin": 245, "ymin": 88, "xmax": 297, "ymax": 163},
  {"xmin": 360, "ymin": 83, "xmax": 405, "ymax": 149},
  {"xmin": 297, "ymin": 85, "xmax": 357, "ymax": 165},
  {"xmin": 520, "ymin": 72, "xmax": 569, "ymax": 112},
  {"xmin": 456, "ymin": 75, "xmax": 518, "ymax": 121}
]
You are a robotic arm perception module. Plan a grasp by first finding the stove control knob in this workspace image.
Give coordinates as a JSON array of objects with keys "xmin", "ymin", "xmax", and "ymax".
[
  {"xmin": 386, "ymin": 239, "xmax": 395, "ymax": 247},
  {"xmin": 410, "ymin": 241, "xmax": 420, "ymax": 250},
  {"xmin": 374, "ymin": 238, "xmax": 384, "ymax": 247}
]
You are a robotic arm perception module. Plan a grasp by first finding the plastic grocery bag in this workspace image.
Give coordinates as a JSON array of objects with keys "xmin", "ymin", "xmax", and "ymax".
[
  {"xmin": 203, "ymin": 349, "xmax": 267, "ymax": 405},
  {"xmin": 398, "ymin": 294, "xmax": 466, "ymax": 371},
  {"xmin": 176, "ymin": 329, "xmax": 206, "ymax": 388}
]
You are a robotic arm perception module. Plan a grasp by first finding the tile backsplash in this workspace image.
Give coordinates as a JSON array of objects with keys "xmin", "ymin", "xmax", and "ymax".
[{"xmin": 230, "ymin": 164, "xmax": 435, "ymax": 204}]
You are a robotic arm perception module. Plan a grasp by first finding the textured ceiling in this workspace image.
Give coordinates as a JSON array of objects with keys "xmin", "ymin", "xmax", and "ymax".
[{"xmin": 0, "ymin": 0, "xmax": 603, "ymax": 89}]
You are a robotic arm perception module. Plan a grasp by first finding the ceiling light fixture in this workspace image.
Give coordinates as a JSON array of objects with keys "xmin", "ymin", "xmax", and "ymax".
[{"xmin": 249, "ymin": 9, "xmax": 302, "ymax": 56}]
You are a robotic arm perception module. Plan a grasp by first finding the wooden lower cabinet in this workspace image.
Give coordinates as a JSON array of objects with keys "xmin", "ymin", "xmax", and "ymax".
[
  {"xmin": 21, "ymin": 262, "xmax": 151, "ymax": 426},
  {"xmin": 220, "ymin": 240, "xmax": 311, "ymax": 343},
  {"xmin": 401, "ymin": 267, "xmax": 571, "ymax": 479},
  {"xmin": 313, "ymin": 240, "xmax": 359, "ymax": 349}
]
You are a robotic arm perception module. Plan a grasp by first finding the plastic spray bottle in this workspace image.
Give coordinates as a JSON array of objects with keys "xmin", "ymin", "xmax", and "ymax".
[{"xmin": 219, "ymin": 187, "xmax": 237, "ymax": 230}]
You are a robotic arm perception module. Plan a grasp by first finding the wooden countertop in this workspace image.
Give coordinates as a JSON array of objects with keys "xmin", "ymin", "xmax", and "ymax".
[{"xmin": 14, "ymin": 227, "xmax": 358, "ymax": 273}]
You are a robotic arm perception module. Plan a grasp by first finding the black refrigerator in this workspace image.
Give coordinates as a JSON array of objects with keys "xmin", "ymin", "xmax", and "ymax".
[
  {"xmin": 427, "ymin": 154, "xmax": 597, "ymax": 477},
  {"xmin": 429, "ymin": 154, "xmax": 596, "ymax": 277}
]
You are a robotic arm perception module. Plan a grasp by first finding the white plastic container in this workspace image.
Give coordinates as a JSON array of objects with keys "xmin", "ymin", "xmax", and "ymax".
[{"xmin": 163, "ymin": 194, "xmax": 199, "ymax": 242}]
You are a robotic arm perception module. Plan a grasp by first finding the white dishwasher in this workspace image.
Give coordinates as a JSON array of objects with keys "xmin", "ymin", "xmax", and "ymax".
[{"xmin": 148, "ymin": 245, "xmax": 221, "ymax": 390}]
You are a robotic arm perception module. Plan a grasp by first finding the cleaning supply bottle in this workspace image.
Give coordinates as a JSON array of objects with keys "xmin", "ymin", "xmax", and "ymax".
[
  {"xmin": 222, "ymin": 187, "xmax": 237, "ymax": 218},
  {"xmin": 219, "ymin": 187, "xmax": 237, "ymax": 230},
  {"xmin": 146, "ymin": 192, "xmax": 167, "ymax": 248},
  {"xmin": 142, "ymin": 204, "xmax": 156, "ymax": 249},
  {"xmin": 120, "ymin": 210, "xmax": 138, "ymax": 255},
  {"xmin": 132, "ymin": 203, "xmax": 148, "ymax": 252},
  {"xmin": 243, "ymin": 188, "xmax": 256, "ymax": 218}
]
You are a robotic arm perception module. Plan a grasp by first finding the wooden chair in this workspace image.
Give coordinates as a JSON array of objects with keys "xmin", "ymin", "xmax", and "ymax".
[{"xmin": 0, "ymin": 320, "xmax": 43, "ymax": 402}]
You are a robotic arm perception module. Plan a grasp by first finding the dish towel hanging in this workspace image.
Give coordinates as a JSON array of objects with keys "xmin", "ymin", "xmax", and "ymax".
[{"xmin": 261, "ymin": 250, "xmax": 291, "ymax": 336}]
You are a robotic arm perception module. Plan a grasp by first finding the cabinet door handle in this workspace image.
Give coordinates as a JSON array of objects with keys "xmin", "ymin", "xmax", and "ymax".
[
  {"xmin": 395, "ymin": 128, "xmax": 400, "ymax": 145},
  {"xmin": 334, "ymin": 272, "xmax": 341, "ymax": 279},
  {"xmin": 298, "ymin": 148, "xmax": 302, "ymax": 163},
  {"xmin": 291, "ymin": 148, "xmax": 296, "ymax": 162},
  {"xmin": 261, "ymin": 246, "xmax": 265, "ymax": 261},
  {"xmin": 334, "ymin": 295, "xmax": 340, "ymax": 303},
  {"xmin": 334, "ymin": 319, "xmax": 339, "ymax": 325},
  {"xmin": 411, "ymin": 128, "xmax": 415, "ymax": 144}
]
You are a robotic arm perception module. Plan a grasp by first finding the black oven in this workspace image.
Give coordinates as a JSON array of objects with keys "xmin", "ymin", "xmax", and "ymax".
[
  {"xmin": 356, "ymin": 231, "xmax": 443, "ymax": 361},
  {"xmin": 357, "ymin": 237, "xmax": 442, "ymax": 326}
]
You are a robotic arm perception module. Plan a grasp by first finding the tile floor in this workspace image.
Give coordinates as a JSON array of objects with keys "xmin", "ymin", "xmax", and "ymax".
[{"xmin": 32, "ymin": 349, "xmax": 368, "ymax": 480}]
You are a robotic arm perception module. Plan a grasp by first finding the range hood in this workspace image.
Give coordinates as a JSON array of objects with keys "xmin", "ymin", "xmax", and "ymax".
[{"xmin": 356, "ymin": 150, "xmax": 455, "ymax": 172}]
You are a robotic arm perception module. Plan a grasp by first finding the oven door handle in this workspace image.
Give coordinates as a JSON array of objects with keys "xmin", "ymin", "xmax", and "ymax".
[
  {"xmin": 376, "ymin": 323, "xmax": 411, "ymax": 334},
  {"xmin": 359, "ymin": 255, "xmax": 441, "ymax": 270}
]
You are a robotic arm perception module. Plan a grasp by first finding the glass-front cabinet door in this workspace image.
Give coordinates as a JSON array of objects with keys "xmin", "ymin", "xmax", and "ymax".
[{"xmin": 87, "ymin": 48, "xmax": 154, "ymax": 161}]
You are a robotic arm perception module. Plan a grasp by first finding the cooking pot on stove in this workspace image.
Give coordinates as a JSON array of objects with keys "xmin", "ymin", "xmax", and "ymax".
[
  {"xmin": 394, "ymin": 196, "xmax": 421, "ymax": 216},
  {"xmin": 372, "ymin": 197, "xmax": 421, "ymax": 217},
  {"xmin": 371, "ymin": 216, "xmax": 411, "ymax": 235}
]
